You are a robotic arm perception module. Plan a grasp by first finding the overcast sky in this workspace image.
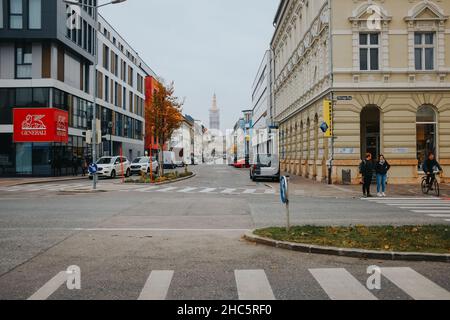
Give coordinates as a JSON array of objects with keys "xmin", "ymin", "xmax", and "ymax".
[{"xmin": 100, "ymin": 0, "xmax": 279, "ymax": 130}]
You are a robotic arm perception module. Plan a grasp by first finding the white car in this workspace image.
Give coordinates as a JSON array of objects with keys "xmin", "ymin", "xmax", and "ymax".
[
  {"xmin": 130, "ymin": 156, "xmax": 159, "ymax": 175},
  {"xmin": 90, "ymin": 156, "xmax": 131, "ymax": 179}
]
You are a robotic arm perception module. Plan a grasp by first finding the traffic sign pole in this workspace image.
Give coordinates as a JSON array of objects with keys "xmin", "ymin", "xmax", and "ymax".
[{"xmin": 280, "ymin": 176, "xmax": 290, "ymax": 233}]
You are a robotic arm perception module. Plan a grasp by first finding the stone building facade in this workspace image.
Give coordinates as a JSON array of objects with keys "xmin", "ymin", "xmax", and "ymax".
[{"xmin": 272, "ymin": 0, "xmax": 450, "ymax": 184}]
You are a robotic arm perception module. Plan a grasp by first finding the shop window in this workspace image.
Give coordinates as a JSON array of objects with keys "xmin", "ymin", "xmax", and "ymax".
[
  {"xmin": 417, "ymin": 105, "xmax": 437, "ymax": 170},
  {"xmin": 16, "ymin": 88, "xmax": 33, "ymax": 106}
]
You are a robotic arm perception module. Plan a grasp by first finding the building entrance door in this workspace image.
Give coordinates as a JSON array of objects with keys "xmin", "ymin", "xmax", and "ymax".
[{"xmin": 361, "ymin": 106, "xmax": 381, "ymax": 160}]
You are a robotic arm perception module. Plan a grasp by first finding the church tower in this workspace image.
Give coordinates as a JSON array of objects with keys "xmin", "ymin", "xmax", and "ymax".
[{"xmin": 209, "ymin": 93, "xmax": 220, "ymax": 130}]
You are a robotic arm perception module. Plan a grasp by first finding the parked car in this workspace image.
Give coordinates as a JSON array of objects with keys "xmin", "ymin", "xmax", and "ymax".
[
  {"xmin": 89, "ymin": 156, "xmax": 131, "ymax": 179},
  {"xmin": 130, "ymin": 156, "xmax": 159, "ymax": 175},
  {"xmin": 249, "ymin": 154, "xmax": 280, "ymax": 182},
  {"xmin": 162, "ymin": 151, "xmax": 177, "ymax": 169}
]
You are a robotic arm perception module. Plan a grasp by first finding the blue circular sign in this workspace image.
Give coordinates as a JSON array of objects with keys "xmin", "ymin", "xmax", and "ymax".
[
  {"xmin": 280, "ymin": 176, "xmax": 289, "ymax": 204},
  {"xmin": 88, "ymin": 163, "xmax": 98, "ymax": 174}
]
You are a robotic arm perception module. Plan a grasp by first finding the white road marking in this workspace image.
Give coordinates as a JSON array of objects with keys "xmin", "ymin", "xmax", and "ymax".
[
  {"xmin": 137, "ymin": 186, "xmax": 160, "ymax": 192},
  {"xmin": 138, "ymin": 270, "xmax": 174, "ymax": 300},
  {"xmin": 412, "ymin": 210, "xmax": 450, "ymax": 214},
  {"xmin": 156, "ymin": 187, "xmax": 178, "ymax": 193},
  {"xmin": 364, "ymin": 198, "xmax": 441, "ymax": 201},
  {"xmin": 199, "ymin": 188, "xmax": 216, "ymax": 193},
  {"xmin": 381, "ymin": 268, "xmax": 450, "ymax": 300},
  {"xmin": 264, "ymin": 189, "xmax": 276, "ymax": 194},
  {"xmin": 426, "ymin": 214, "xmax": 450, "ymax": 218},
  {"xmin": 28, "ymin": 272, "xmax": 67, "ymax": 300},
  {"xmin": 221, "ymin": 188, "xmax": 237, "ymax": 194},
  {"xmin": 242, "ymin": 189, "xmax": 256, "ymax": 194},
  {"xmin": 177, "ymin": 187, "xmax": 198, "ymax": 193},
  {"xmin": 235, "ymin": 270, "xmax": 275, "ymax": 300},
  {"xmin": 309, "ymin": 268, "xmax": 377, "ymax": 300},
  {"xmin": 400, "ymin": 204, "xmax": 450, "ymax": 209}
]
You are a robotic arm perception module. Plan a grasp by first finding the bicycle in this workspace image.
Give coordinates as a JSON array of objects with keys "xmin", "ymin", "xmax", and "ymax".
[{"xmin": 421, "ymin": 170, "xmax": 441, "ymax": 197}]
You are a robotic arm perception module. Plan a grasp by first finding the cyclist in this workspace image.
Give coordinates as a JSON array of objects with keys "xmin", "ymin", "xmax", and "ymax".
[{"xmin": 422, "ymin": 152, "xmax": 443, "ymax": 189}]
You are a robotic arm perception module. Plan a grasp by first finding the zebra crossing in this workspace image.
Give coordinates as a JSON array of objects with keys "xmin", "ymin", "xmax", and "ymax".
[
  {"xmin": 363, "ymin": 197, "xmax": 450, "ymax": 223},
  {"xmin": 120, "ymin": 185, "xmax": 280, "ymax": 196},
  {"xmin": 0, "ymin": 183, "xmax": 283, "ymax": 196},
  {"xmin": 0, "ymin": 183, "xmax": 90, "ymax": 193},
  {"xmin": 27, "ymin": 267, "xmax": 450, "ymax": 300}
]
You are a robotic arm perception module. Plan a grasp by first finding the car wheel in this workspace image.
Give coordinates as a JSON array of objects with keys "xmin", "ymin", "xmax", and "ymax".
[{"xmin": 111, "ymin": 170, "xmax": 116, "ymax": 179}]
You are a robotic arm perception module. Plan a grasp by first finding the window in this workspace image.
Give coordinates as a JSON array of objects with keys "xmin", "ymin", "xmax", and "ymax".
[
  {"xmin": 359, "ymin": 33, "xmax": 379, "ymax": 71},
  {"xmin": 9, "ymin": 0, "xmax": 23, "ymax": 29},
  {"xmin": 415, "ymin": 32, "xmax": 434, "ymax": 70},
  {"xmin": 0, "ymin": 0, "xmax": 3, "ymax": 28},
  {"xmin": 103, "ymin": 45, "xmax": 109, "ymax": 70},
  {"xmin": 28, "ymin": 0, "xmax": 41, "ymax": 29},
  {"xmin": 16, "ymin": 44, "xmax": 32, "ymax": 79},
  {"xmin": 122, "ymin": 87, "xmax": 126, "ymax": 110},
  {"xmin": 417, "ymin": 106, "xmax": 437, "ymax": 170},
  {"xmin": 104, "ymin": 76, "xmax": 109, "ymax": 102}
]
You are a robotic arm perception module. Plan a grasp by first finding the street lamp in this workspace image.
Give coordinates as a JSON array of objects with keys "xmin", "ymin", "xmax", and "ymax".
[
  {"xmin": 108, "ymin": 121, "xmax": 113, "ymax": 157},
  {"xmin": 63, "ymin": 0, "xmax": 127, "ymax": 189}
]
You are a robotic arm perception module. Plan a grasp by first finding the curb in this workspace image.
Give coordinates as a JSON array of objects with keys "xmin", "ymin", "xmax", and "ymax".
[
  {"xmin": 243, "ymin": 231, "xmax": 450, "ymax": 263},
  {"xmin": 3, "ymin": 177, "xmax": 88, "ymax": 187},
  {"xmin": 122, "ymin": 172, "xmax": 197, "ymax": 186},
  {"xmin": 57, "ymin": 189, "xmax": 108, "ymax": 194}
]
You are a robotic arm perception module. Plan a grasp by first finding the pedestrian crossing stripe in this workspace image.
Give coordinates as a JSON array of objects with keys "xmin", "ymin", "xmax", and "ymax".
[
  {"xmin": 362, "ymin": 197, "xmax": 450, "ymax": 223},
  {"xmin": 235, "ymin": 270, "xmax": 275, "ymax": 300},
  {"xmin": 380, "ymin": 267, "xmax": 450, "ymax": 300},
  {"xmin": 309, "ymin": 268, "xmax": 377, "ymax": 300},
  {"xmin": 27, "ymin": 267, "xmax": 450, "ymax": 300},
  {"xmin": 138, "ymin": 270, "xmax": 174, "ymax": 300}
]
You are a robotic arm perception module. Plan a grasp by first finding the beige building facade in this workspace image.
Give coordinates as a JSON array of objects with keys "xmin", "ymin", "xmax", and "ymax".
[{"xmin": 272, "ymin": 0, "xmax": 450, "ymax": 184}]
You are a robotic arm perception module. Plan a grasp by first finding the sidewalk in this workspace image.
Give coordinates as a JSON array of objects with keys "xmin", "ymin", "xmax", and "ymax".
[
  {"xmin": 0, "ymin": 176, "xmax": 88, "ymax": 187},
  {"xmin": 275, "ymin": 174, "xmax": 450, "ymax": 199}
]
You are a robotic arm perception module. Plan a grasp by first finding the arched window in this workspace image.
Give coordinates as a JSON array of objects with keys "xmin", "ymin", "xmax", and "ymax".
[{"xmin": 416, "ymin": 105, "xmax": 437, "ymax": 169}]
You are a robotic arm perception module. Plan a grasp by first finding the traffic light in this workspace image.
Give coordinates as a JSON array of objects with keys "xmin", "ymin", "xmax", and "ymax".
[{"xmin": 322, "ymin": 99, "xmax": 333, "ymax": 137}]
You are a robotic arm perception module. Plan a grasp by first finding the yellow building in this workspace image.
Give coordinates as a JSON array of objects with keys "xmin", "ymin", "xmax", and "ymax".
[{"xmin": 272, "ymin": 0, "xmax": 450, "ymax": 184}]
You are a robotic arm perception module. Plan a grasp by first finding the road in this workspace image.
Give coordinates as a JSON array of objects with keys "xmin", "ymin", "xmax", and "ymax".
[{"xmin": 0, "ymin": 164, "xmax": 449, "ymax": 300}]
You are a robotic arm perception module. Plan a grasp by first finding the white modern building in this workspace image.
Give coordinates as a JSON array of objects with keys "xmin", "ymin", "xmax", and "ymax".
[
  {"xmin": 169, "ymin": 115, "xmax": 194, "ymax": 165},
  {"xmin": 250, "ymin": 50, "xmax": 277, "ymax": 158}
]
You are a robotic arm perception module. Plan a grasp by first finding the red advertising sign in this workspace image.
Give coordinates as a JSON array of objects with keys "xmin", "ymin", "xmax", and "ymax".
[{"xmin": 13, "ymin": 108, "xmax": 69, "ymax": 143}]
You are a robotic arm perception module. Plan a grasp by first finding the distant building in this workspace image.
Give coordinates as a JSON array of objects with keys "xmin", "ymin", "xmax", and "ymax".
[
  {"xmin": 169, "ymin": 115, "xmax": 195, "ymax": 165},
  {"xmin": 250, "ymin": 50, "xmax": 277, "ymax": 157},
  {"xmin": 209, "ymin": 94, "xmax": 220, "ymax": 130}
]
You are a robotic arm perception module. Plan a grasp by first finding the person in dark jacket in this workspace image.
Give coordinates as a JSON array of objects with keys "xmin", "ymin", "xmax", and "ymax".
[
  {"xmin": 423, "ymin": 152, "xmax": 443, "ymax": 188},
  {"xmin": 359, "ymin": 153, "xmax": 375, "ymax": 197},
  {"xmin": 375, "ymin": 154, "xmax": 391, "ymax": 197}
]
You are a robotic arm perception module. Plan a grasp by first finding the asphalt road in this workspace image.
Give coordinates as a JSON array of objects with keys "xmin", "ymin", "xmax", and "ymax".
[{"xmin": 0, "ymin": 164, "xmax": 449, "ymax": 300}]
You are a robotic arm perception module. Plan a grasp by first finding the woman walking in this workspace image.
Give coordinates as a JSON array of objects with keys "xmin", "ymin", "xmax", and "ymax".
[
  {"xmin": 375, "ymin": 154, "xmax": 391, "ymax": 197},
  {"xmin": 359, "ymin": 153, "xmax": 375, "ymax": 198}
]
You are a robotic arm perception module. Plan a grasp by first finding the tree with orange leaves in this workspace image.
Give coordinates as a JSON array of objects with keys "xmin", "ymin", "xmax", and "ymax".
[{"xmin": 145, "ymin": 81, "xmax": 184, "ymax": 176}]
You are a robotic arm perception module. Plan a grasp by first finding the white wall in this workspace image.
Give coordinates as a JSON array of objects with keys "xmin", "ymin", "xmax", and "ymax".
[{"xmin": 64, "ymin": 52, "xmax": 81, "ymax": 89}]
